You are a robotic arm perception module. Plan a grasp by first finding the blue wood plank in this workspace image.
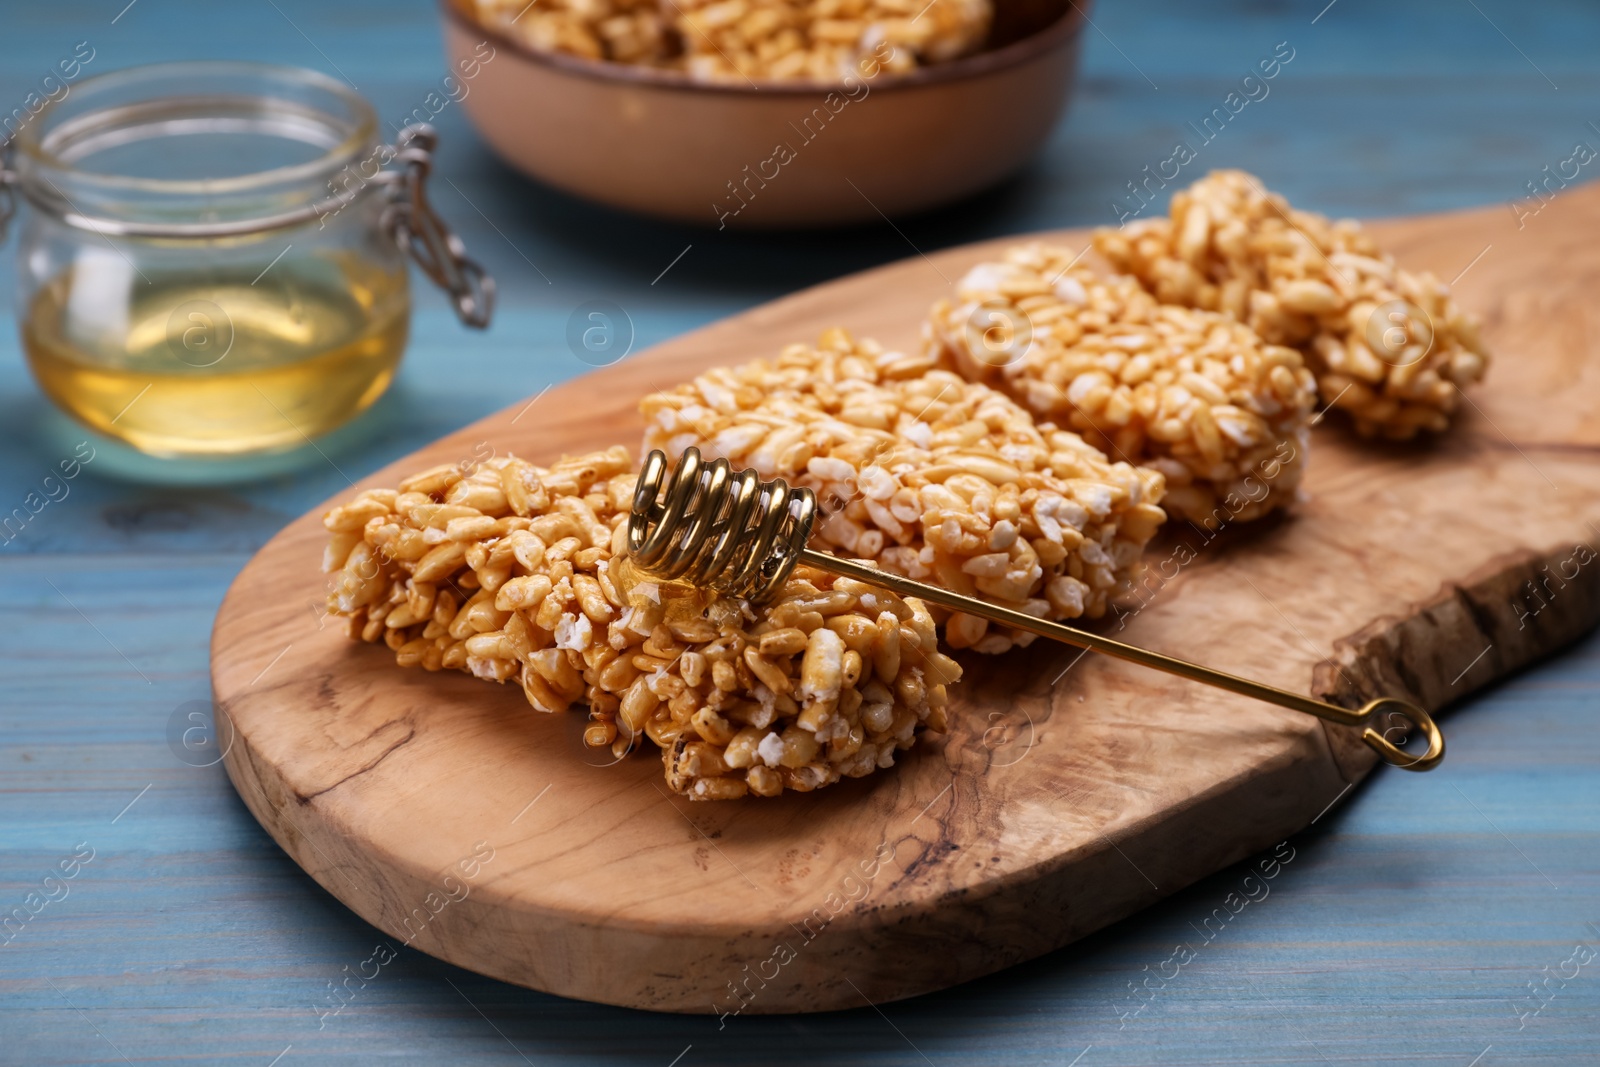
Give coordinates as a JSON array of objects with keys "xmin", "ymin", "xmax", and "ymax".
[{"xmin": 2, "ymin": 0, "xmax": 1599, "ymax": 1063}]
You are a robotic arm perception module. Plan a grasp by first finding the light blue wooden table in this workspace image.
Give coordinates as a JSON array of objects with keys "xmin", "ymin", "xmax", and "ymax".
[{"xmin": 2, "ymin": 1, "xmax": 1597, "ymax": 1063}]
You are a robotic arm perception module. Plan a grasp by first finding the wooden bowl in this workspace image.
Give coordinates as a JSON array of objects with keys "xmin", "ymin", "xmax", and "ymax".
[{"xmin": 439, "ymin": 0, "xmax": 1089, "ymax": 227}]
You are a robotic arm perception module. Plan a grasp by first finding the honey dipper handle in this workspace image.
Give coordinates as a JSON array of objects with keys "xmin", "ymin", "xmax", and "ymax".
[{"xmin": 800, "ymin": 549, "xmax": 1445, "ymax": 772}]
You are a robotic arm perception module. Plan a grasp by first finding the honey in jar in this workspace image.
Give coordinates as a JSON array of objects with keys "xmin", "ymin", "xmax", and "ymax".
[{"xmin": 1, "ymin": 62, "xmax": 490, "ymax": 461}]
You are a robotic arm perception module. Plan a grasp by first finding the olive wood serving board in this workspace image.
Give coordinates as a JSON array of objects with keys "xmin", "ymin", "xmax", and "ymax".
[{"xmin": 212, "ymin": 183, "xmax": 1600, "ymax": 1014}]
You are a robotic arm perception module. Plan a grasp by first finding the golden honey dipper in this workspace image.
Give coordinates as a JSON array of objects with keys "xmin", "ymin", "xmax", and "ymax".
[{"xmin": 628, "ymin": 448, "xmax": 1445, "ymax": 772}]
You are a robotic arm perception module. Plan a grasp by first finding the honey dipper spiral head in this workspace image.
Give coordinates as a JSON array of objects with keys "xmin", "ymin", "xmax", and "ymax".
[{"xmin": 627, "ymin": 448, "xmax": 818, "ymax": 603}]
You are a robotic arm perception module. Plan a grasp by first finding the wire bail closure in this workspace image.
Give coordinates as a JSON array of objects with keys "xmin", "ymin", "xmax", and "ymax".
[
  {"xmin": 380, "ymin": 125, "xmax": 494, "ymax": 329},
  {"xmin": 0, "ymin": 123, "xmax": 493, "ymax": 330},
  {"xmin": 628, "ymin": 447, "xmax": 1447, "ymax": 773},
  {"xmin": 0, "ymin": 156, "xmax": 16, "ymax": 248}
]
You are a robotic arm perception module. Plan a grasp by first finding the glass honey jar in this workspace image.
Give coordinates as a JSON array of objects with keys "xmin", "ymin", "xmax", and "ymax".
[{"xmin": 0, "ymin": 62, "xmax": 492, "ymax": 460}]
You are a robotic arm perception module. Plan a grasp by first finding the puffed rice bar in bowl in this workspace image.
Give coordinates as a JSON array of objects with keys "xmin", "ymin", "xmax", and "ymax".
[
  {"xmin": 639, "ymin": 328, "xmax": 1169, "ymax": 653},
  {"xmin": 927, "ymin": 244, "xmax": 1318, "ymax": 527},
  {"xmin": 321, "ymin": 445, "xmax": 959, "ymax": 799},
  {"xmin": 474, "ymin": 0, "xmax": 670, "ymax": 65},
  {"xmin": 471, "ymin": 0, "xmax": 990, "ymax": 82},
  {"xmin": 672, "ymin": 0, "xmax": 992, "ymax": 83},
  {"xmin": 1094, "ymin": 169, "xmax": 1490, "ymax": 439}
]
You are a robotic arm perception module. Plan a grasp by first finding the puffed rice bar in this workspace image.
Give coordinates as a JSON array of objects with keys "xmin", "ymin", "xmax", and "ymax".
[
  {"xmin": 323, "ymin": 446, "xmax": 638, "ymax": 693},
  {"xmin": 673, "ymin": 0, "xmax": 991, "ymax": 83},
  {"xmin": 927, "ymin": 244, "xmax": 1318, "ymax": 526},
  {"xmin": 604, "ymin": 558, "xmax": 960, "ymax": 800},
  {"xmin": 321, "ymin": 446, "xmax": 958, "ymax": 799},
  {"xmin": 474, "ymin": 0, "xmax": 669, "ymax": 65},
  {"xmin": 639, "ymin": 328, "xmax": 1169, "ymax": 653},
  {"xmin": 472, "ymin": 0, "xmax": 989, "ymax": 82},
  {"xmin": 1094, "ymin": 170, "xmax": 1490, "ymax": 439}
]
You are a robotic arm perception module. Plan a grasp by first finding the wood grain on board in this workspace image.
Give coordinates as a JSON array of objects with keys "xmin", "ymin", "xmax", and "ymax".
[{"xmin": 211, "ymin": 183, "xmax": 1600, "ymax": 1013}]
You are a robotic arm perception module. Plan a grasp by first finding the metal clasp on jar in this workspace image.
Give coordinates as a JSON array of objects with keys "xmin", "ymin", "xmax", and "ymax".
[
  {"xmin": 0, "ymin": 158, "xmax": 15, "ymax": 249},
  {"xmin": 379, "ymin": 125, "xmax": 494, "ymax": 329},
  {"xmin": 0, "ymin": 123, "xmax": 494, "ymax": 330}
]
